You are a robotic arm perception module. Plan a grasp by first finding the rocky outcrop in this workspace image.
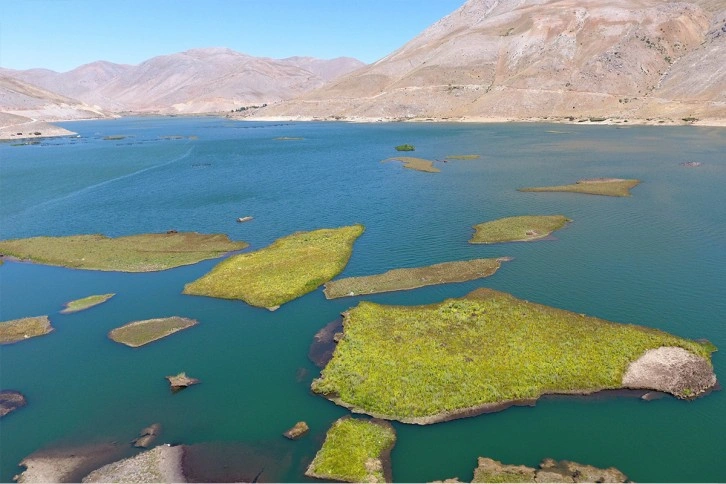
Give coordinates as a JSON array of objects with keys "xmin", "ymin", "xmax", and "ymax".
[
  {"xmin": 283, "ymin": 421, "xmax": 310, "ymax": 440},
  {"xmin": 0, "ymin": 390, "xmax": 27, "ymax": 417},
  {"xmin": 165, "ymin": 373, "xmax": 200, "ymax": 392},
  {"xmin": 132, "ymin": 423, "xmax": 162, "ymax": 448},
  {"xmin": 622, "ymin": 346, "xmax": 717, "ymax": 399}
]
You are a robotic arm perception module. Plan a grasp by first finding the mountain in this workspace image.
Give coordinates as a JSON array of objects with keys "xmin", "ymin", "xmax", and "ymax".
[
  {"xmin": 0, "ymin": 76, "xmax": 105, "ymax": 139},
  {"xmin": 253, "ymin": 0, "xmax": 726, "ymax": 123},
  {"xmin": 3, "ymin": 48, "xmax": 365, "ymax": 114}
]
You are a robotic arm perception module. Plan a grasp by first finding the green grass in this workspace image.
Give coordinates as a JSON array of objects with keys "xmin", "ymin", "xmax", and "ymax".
[
  {"xmin": 0, "ymin": 232, "xmax": 247, "ymax": 272},
  {"xmin": 470, "ymin": 215, "xmax": 570, "ymax": 244},
  {"xmin": 0, "ymin": 316, "xmax": 53, "ymax": 344},
  {"xmin": 183, "ymin": 225, "xmax": 364, "ymax": 309},
  {"xmin": 383, "ymin": 157, "xmax": 440, "ymax": 173},
  {"xmin": 519, "ymin": 178, "xmax": 640, "ymax": 197},
  {"xmin": 324, "ymin": 258, "xmax": 507, "ymax": 299},
  {"xmin": 312, "ymin": 288, "xmax": 715, "ymax": 422},
  {"xmin": 108, "ymin": 317, "xmax": 198, "ymax": 347},
  {"xmin": 394, "ymin": 144, "xmax": 415, "ymax": 151},
  {"xmin": 305, "ymin": 417, "xmax": 396, "ymax": 483},
  {"xmin": 60, "ymin": 293, "xmax": 115, "ymax": 314}
]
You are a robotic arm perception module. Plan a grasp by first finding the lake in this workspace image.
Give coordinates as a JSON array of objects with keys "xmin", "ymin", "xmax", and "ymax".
[{"xmin": 1, "ymin": 117, "xmax": 724, "ymax": 482}]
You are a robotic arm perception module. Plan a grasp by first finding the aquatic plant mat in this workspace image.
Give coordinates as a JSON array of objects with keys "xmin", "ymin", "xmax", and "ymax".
[
  {"xmin": 108, "ymin": 317, "xmax": 198, "ymax": 347},
  {"xmin": 60, "ymin": 294, "xmax": 115, "ymax": 314},
  {"xmin": 470, "ymin": 215, "xmax": 570, "ymax": 244},
  {"xmin": 312, "ymin": 288, "xmax": 715, "ymax": 423},
  {"xmin": 183, "ymin": 225, "xmax": 364, "ymax": 309},
  {"xmin": 305, "ymin": 417, "xmax": 395, "ymax": 483},
  {"xmin": 382, "ymin": 157, "xmax": 439, "ymax": 173},
  {"xmin": 519, "ymin": 178, "xmax": 640, "ymax": 197},
  {"xmin": 0, "ymin": 316, "xmax": 53, "ymax": 344},
  {"xmin": 0, "ymin": 232, "xmax": 248, "ymax": 272},
  {"xmin": 324, "ymin": 258, "xmax": 508, "ymax": 299}
]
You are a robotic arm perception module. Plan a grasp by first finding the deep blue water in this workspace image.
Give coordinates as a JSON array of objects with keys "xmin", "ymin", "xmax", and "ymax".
[{"xmin": 0, "ymin": 117, "xmax": 724, "ymax": 482}]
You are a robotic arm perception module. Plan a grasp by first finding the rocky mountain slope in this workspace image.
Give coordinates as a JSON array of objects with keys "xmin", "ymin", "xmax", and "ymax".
[
  {"xmin": 2, "ymin": 48, "xmax": 365, "ymax": 115},
  {"xmin": 252, "ymin": 0, "xmax": 726, "ymax": 123}
]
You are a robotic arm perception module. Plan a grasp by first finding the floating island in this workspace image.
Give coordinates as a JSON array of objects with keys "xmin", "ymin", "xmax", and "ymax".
[
  {"xmin": 324, "ymin": 258, "xmax": 509, "ymax": 299},
  {"xmin": 60, "ymin": 294, "xmax": 115, "ymax": 314},
  {"xmin": 108, "ymin": 317, "xmax": 198, "ymax": 347},
  {"xmin": 184, "ymin": 225, "xmax": 364, "ymax": 310},
  {"xmin": 446, "ymin": 154, "xmax": 480, "ymax": 160},
  {"xmin": 0, "ymin": 390, "xmax": 27, "ymax": 418},
  {"xmin": 166, "ymin": 372, "xmax": 200, "ymax": 392},
  {"xmin": 394, "ymin": 144, "xmax": 415, "ymax": 151},
  {"xmin": 470, "ymin": 215, "xmax": 571, "ymax": 244},
  {"xmin": 0, "ymin": 316, "xmax": 53, "ymax": 344},
  {"xmin": 519, "ymin": 178, "xmax": 640, "ymax": 197},
  {"xmin": 312, "ymin": 288, "xmax": 717, "ymax": 424},
  {"xmin": 305, "ymin": 417, "xmax": 396, "ymax": 483},
  {"xmin": 0, "ymin": 232, "xmax": 247, "ymax": 272},
  {"xmin": 383, "ymin": 156, "xmax": 440, "ymax": 173},
  {"xmin": 468, "ymin": 457, "xmax": 627, "ymax": 483}
]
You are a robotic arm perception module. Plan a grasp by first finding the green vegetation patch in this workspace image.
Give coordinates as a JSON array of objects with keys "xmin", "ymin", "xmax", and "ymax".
[
  {"xmin": 305, "ymin": 417, "xmax": 396, "ymax": 483},
  {"xmin": 394, "ymin": 144, "xmax": 415, "ymax": 151},
  {"xmin": 0, "ymin": 232, "xmax": 247, "ymax": 272},
  {"xmin": 183, "ymin": 225, "xmax": 364, "ymax": 309},
  {"xmin": 519, "ymin": 178, "xmax": 640, "ymax": 197},
  {"xmin": 446, "ymin": 154, "xmax": 480, "ymax": 160},
  {"xmin": 0, "ymin": 316, "xmax": 53, "ymax": 344},
  {"xmin": 312, "ymin": 289, "xmax": 714, "ymax": 423},
  {"xmin": 60, "ymin": 293, "xmax": 115, "ymax": 314},
  {"xmin": 383, "ymin": 157, "xmax": 440, "ymax": 173},
  {"xmin": 470, "ymin": 215, "xmax": 570, "ymax": 244},
  {"xmin": 108, "ymin": 317, "xmax": 198, "ymax": 347},
  {"xmin": 324, "ymin": 258, "xmax": 508, "ymax": 299}
]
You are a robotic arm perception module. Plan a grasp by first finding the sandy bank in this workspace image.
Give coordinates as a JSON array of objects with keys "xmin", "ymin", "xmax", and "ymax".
[
  {"xmin": 15, "ymin": 443, "xmax": 126, "ymax": 483},
  {"xmin": 82, "ymin": 444, "xmax": 185, "ymax": 483}
]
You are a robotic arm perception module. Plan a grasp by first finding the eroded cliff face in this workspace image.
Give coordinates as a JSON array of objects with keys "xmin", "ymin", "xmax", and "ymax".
[{"xmin": 256, "ymin": 0, "xmax": 726, "ymax": 122}]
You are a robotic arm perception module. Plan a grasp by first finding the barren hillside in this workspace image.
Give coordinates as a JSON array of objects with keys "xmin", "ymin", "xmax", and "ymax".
[{"xmin": 253, "ymin": 0, "xmax": 726, "ymax": 123}]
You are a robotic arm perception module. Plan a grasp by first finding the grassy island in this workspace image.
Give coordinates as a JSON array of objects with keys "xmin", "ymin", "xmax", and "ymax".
[
  {"xmin": 395, "ymin": 144, "xmax": 415, "ymax": 151},
  {"xmin": 0, "ymin": 232, "xmax": 247, "ymax": 272},
  {"xmin": 183, "ymin": 225, "xmax": 364, "ymax": 309},
  {"xmin": 470, "ymin": 215, "xmax": 570, "ymax": 244},
  {"xmin": 0, "ymin": 316, "xmax": 53, "ymax": 344},
  {"xmin": 324, "ymin": 258, "xmax": 509, "ymax": 299},
  {"xmin": 446, "ymin": 154, "xmax": 480, "ymax": 160},
  {"xmin": 108, "ymin": 317, "xmax": 198, "ymax": 347},
  {"xmin": 60, "ymin": 294, "xmax": 115, "ymax": 314},
  {"xmin": 305, "ymin": 417, "xmax": 396, "ymax": 483},
  {"xmin": 383, "ymin": 157, "xmax": 440, "ymax": 173},
  {"xmin": 519, "ymin": 178, "xmax": 640, "ymax": 197},
  {"xmin": 312, "ymin": 289, "xmax": 716, "ymax": 424}
]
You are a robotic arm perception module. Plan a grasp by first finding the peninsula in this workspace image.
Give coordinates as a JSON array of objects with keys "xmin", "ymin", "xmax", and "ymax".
[{"xmin": 312, "ymin": 288, "xmax": 717, "ymax": 424}]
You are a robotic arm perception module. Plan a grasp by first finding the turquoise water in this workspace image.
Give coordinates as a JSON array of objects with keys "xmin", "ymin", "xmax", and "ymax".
[{"xmin": 1, "ymin": 118, "xmax": 724, "ymax": 482}]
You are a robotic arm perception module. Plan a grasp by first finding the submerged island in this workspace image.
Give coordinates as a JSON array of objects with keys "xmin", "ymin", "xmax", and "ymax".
[
  {"xmin": 0, "ymin": 232, "xmax": 247, "ymax": 272},
  {"xmin": 183, "ymin": 225, "xmax": 364, "ymax": 310},
  {"xmin": 519, "ymin": 178, "xmax": 640, "ymax": 197},
  {"xmin": 305, "ymin": 417, "xmax": 396, "ymax": 483},
  {"xmin": 108, "ymin": 317, "xmax": 198, "ymax": 347},
  {"xmin": 0, "ymin": 316, "xmax": 53, "ymax": 344},
  {"xmin": 469, "ymin": 457, "xmax": 627, "ymax": 483},
  {"xmin": 312, "ymin": 288, "xmax": 716, "ymax": 424},
  {"xmin": 60, "ymin": 294, "xmax": 115, "ymax": 314},
  {"xmin": 383, "ymin": 157, "xmax": 440, "ymax": 173},
  {"xmin": 324, "ymin": 258, "xmax": 509, "ymax": 299},
  {"xmin": 470, "ymin": 215, "xmax": 570, "ymax": 244}
]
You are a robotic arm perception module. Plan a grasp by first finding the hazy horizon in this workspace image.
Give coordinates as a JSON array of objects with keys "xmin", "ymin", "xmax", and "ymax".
[{"xmin": 1, "ymin": 0, "xmax": 463, "ymax": 72}]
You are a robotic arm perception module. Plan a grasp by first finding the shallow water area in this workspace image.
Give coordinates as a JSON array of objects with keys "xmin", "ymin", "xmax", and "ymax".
[{"xmin": 1, "ymin": 117, "xmax": 724, "ymax": 482}]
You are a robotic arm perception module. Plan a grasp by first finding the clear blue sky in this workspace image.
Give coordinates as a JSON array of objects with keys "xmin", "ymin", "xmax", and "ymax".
[{"xmin": 1, "ymin": 0, "xmax": 465, "ymax": 72}]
